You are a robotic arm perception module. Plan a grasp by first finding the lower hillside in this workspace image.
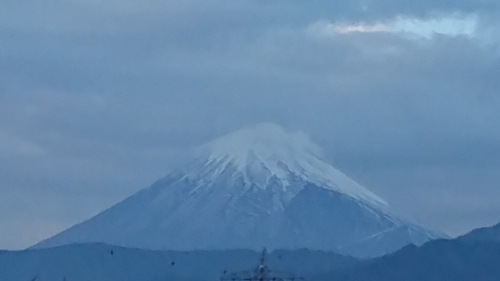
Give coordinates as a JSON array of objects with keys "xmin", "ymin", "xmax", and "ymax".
[
  {"xmin": 322, "ymin": 239, "xmax": 500, "ymax": 281},
  {"xmin": 3, "ymin": 234, "xmax": 500, "ymax": 281},
  {"xmin": 0, "ymin": 244, "xmax": 356, "ymax": 281}
]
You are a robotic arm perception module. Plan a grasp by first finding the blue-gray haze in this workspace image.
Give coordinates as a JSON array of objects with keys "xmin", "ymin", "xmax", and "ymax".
[{"xmin": 1, "ymin": 0, "xmax": 500, "ymax": 249}]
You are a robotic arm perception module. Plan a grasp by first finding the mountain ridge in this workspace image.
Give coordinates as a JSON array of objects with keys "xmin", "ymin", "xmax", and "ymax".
[
  {"xmin": 325, "ymin": 238, "xmax": 500, "ymax": 281},
  {"xmin": 457, "ymin": 222, "xmax": 500, "ymax": 242}
]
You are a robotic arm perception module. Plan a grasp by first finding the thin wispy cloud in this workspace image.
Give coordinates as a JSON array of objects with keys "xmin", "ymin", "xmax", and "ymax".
[{"xmin": 312, "ymin": 13, "xmax": 478, "ymax": 39}]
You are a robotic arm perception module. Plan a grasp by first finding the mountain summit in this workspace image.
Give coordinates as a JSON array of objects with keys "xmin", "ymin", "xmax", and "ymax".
[
  {"xmin": 197, "ymin": 123, "xmax": 388, "ymax": 210},
  {"xmin": 35, "ymin": 123, "xmax": 439, "ymax": 257}
]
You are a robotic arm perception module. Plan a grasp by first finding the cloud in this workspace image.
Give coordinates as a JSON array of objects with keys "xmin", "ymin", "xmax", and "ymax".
[
  {"xmin": 0, "ymin": 130, "xmax": 46, "ymax": 158},
  {"xmin": 310, "ymin": 13, "xmax": 478, "ymax": 39}
]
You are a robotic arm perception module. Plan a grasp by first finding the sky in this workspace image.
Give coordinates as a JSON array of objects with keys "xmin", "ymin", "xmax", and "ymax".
[{"xmin": 1, "ymin": 0, "xmax": 500, "ymax": 250}]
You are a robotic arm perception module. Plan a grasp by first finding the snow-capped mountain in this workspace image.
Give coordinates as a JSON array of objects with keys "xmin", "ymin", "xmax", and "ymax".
[{"xmin": 34, "ymin": 123, "xmax": 440, "ymax": 257}]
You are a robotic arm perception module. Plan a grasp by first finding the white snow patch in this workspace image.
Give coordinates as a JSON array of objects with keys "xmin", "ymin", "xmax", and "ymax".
[{"xmin": 193, "ymin": 123, "xmax": 389, "ymax": 208}]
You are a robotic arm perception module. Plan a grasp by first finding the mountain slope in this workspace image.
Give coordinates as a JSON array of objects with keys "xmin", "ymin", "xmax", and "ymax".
[
  {"xmin": 322, "ymin": 238, "xmax": 500, "ymax": 281},
  {"xmin": 458, "ymin": 222, "xmax": 500, "ymax": 243},
  {"xmin": 34, "ymin": 123, "xmax": 439, "ymax": 257}
]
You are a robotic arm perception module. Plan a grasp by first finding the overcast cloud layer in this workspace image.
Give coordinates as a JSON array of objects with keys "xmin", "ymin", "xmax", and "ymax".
[{"xmin": 1, "ymin": 0, "xmax": 500, "ymax": 249}]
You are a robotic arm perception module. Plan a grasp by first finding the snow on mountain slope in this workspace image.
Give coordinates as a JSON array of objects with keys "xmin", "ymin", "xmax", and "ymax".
[
  {"xmin": 197, "ymin": 123, "xmax": 388, "ymax": 209},
  {"xmin": 34, "ymin": 123, "xmax": 440, "ymax": 257}
]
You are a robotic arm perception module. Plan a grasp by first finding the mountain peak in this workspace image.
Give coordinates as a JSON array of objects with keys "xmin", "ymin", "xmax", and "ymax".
[
  {"xmin": 192, "ymin": 123, "xmax": 388, "ymax": 208},
  {"xmin": 203, "ymin": 123, "xmax": 322, "ymax": 169}
]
